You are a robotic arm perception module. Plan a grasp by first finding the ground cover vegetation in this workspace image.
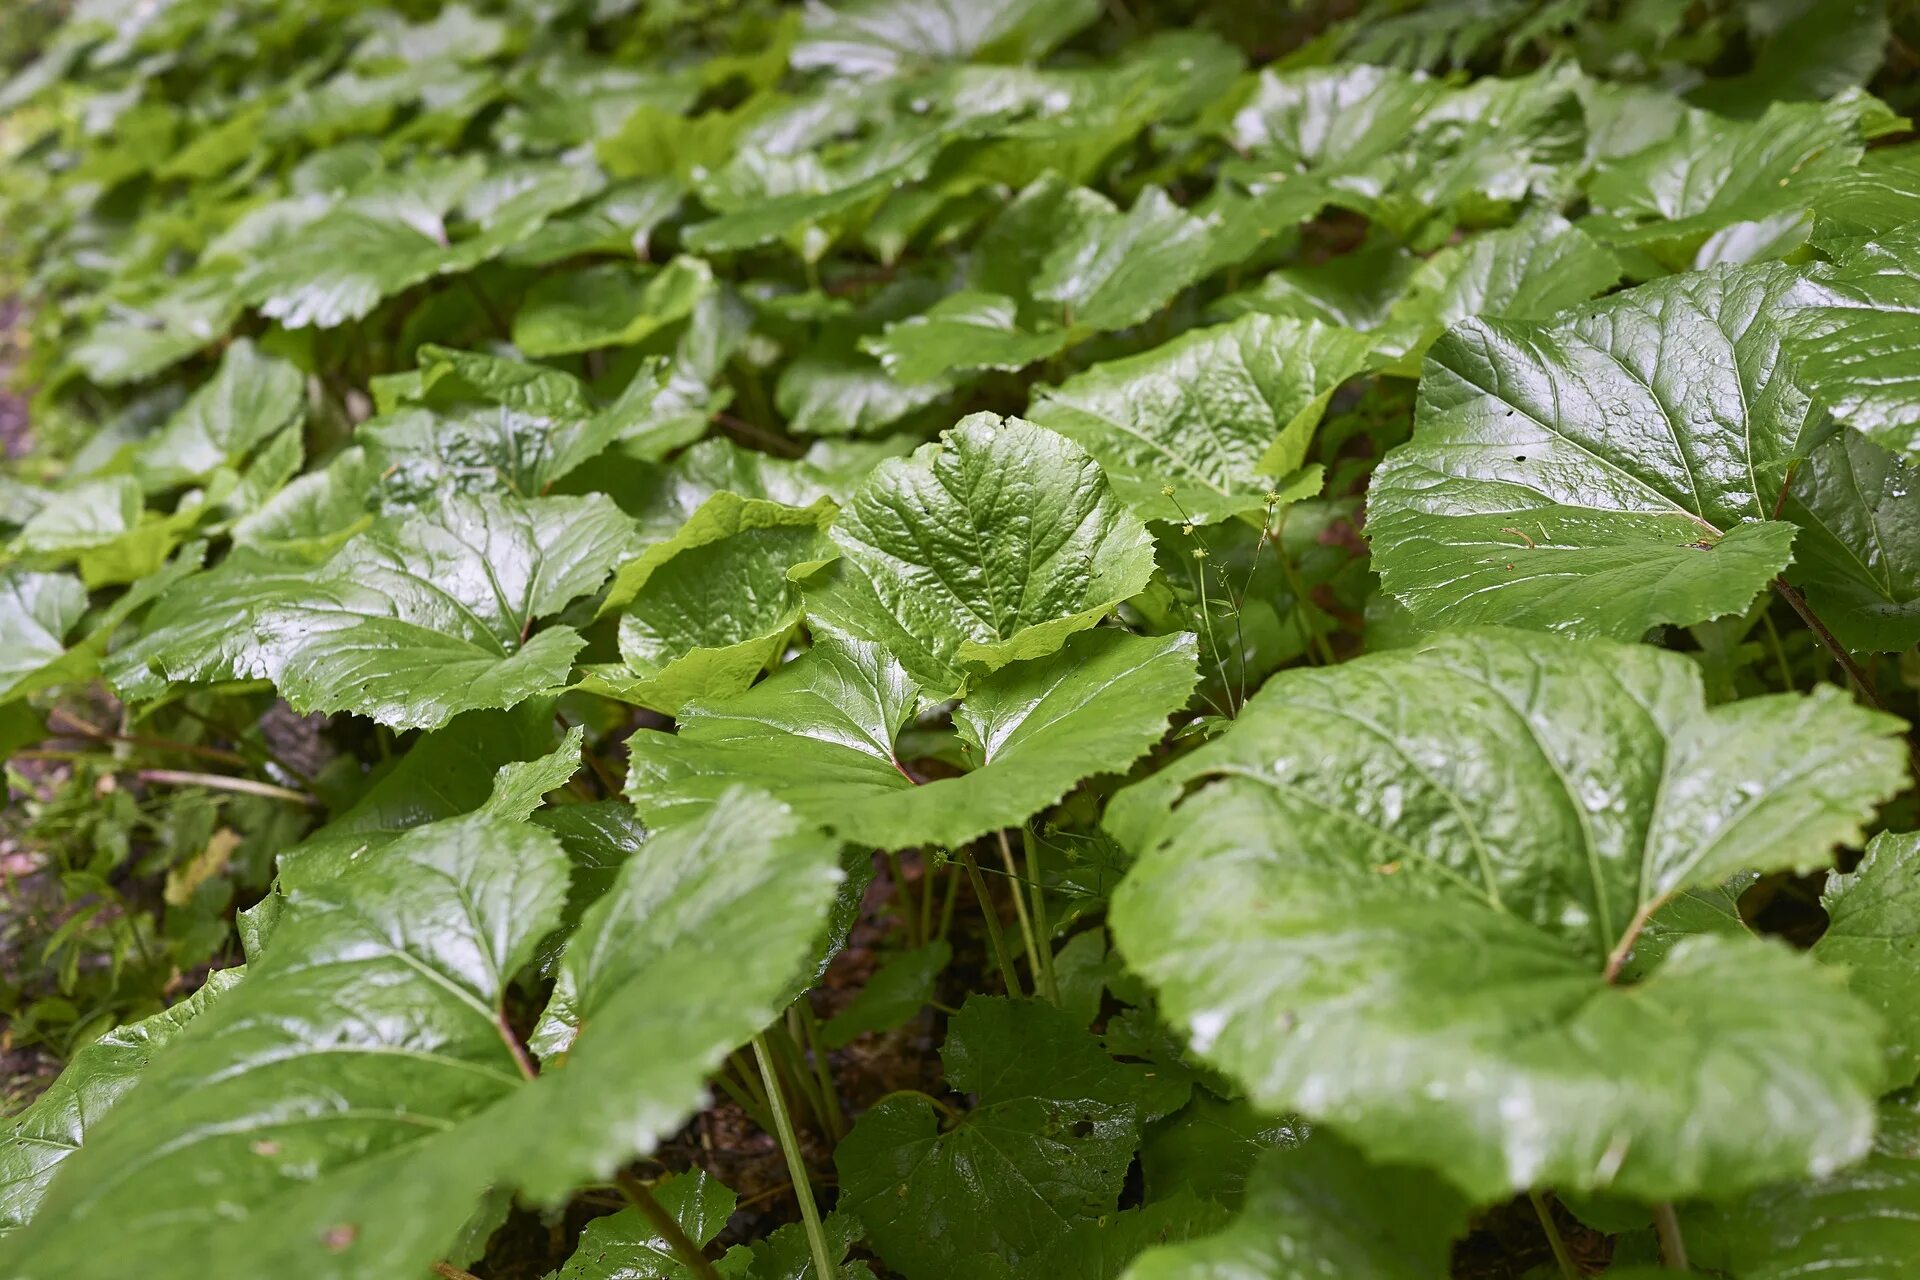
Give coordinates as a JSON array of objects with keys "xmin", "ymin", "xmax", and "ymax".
[{"xmin": 4, "ymin": 0, "xmax": 1920, "ymax": 1276}]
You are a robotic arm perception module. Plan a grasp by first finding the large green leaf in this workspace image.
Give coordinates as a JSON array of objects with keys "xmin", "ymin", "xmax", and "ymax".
[
  {"xmin": 549, "ymin": 1170, "xmax": 735, "ymax": 1280},
  {"xmin": 237, "ymin": 158, "xmax": 601, "ymax": 329},
  {"xmin": 1107, "ymin": 628, "xmax": 1905, "ymax": 1202},
  {"xmin": 627, "ymin": 625, "xmax": 1195, "ymax": 849},
  {"xmin": 504, "ymin": 790, "xmax": 845, "ymax": 1196},
  {"xmin": 1780, "ymin": 428, "xmax": 1920, "ymax": 652},
  {"xmin": 510, "ymin": 258, "xmax": 714, "ymax": 358},
  {"xmin": 1, "ymin": 813, "xmax": 571, "ymax": 1280},
  {"xmin": 835, "ymin": 996, "xmax": 1187, "ymax": 1280},
  {"xmin": 1368, "ymin": 264, "xmax": 1821, "ymax": 640},
  {"xmin": 1120, "ymin": 1133, "xmax": 1470, "ymax": 1280},
  {"xmin": 804, "ymin": 413, "xmax": 1158, "ymax": 694},
  {"xmin": 1788, "ymin": 227, "xmax": 1920, "ymax": 461},
  {"xmin": 587, "ymin": 493, "xmax": 837, "ymax": 713},
  {"xmin": 1680, "ymin": 1093, "xmax": 1920, "ymax": 1280},
  {"xmin": 108, "ymin": 493, "xmax": 635, "ymax": 730},
  {"xmin": 1814, "ymin": 831, "xmax": 1920, "ymax": 1090},
  {"xmin": 126, "ymin": 339, "xmax": 305, "ymax": 490},
  {"xmin": 791, "ymin": 0, "xmax": 1101, "ymax": 78},
  {"xmin": 3, "ymin": 790, "xmax": 843, "ymax": 1276},
  {"xmin": 362, "ymin": 348, "xmax": 668, "ymax": 511},
  {"xmin": 0, "ymin": 569, "xmax": 88, "ymax": 702},
  {"xmin": 1372, "ymin": 212, "xmax": 1623, "ymax": 372},
  {"xmin": 1584, "ymin": 98, "xmax": 1870, "ymax": 270},
  {"xmin": 0, "ymin": 969, "xmax": 242, "ymax": 1238},
  {"xmin": 1027, "ymin": 314, "xmax": 1373, "ymax": 525}
]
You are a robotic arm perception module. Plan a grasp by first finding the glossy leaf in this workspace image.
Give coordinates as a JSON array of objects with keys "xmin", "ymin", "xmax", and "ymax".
[
  {"xmin": 1788, "ymin": 228, "xmax": 1920, "ymax": 460},
  {"xmin": 1781, "ymin": 428, "xmax": 1920, "ymax": 651},
  {"xmin": 835, "ymin": 996, "xmax": 1187, "ymax": 1279},
  {"xmin": 1028, "ymin": 314, "xmax": 1373, "ymax": 524},
  {"xmin": 1369, "ymin": 264, "xmax": 1821, "ymax": 640},
  {"xmin": 0, "ymin": 969, "xmax": 243, "ymax": 1238},
  {"xmin": 628, "ymin": 626, "xmax": 1196, "ymax": 849},
  {"xmin": 1815, "ymin": 831, "xmax": 1920, "ymax": 1089},
  {"xmin": 1108, "ymin": 628, "xmax": 1904, "ymax": 1202},
  {"xmin": 108, "ymin": 494, "xmax": 635, "ymax": 730},
  {"xmin": 804, "ymin": 413, "xmax": 1158, "ymax": 693},
  {"xmin": 1120, "ymin": 1134, "xmax": 1471, "ymax": 1280},
  {"xmin": 792, "ymin": 0, "xmax": 1101, "ymax": 77}
]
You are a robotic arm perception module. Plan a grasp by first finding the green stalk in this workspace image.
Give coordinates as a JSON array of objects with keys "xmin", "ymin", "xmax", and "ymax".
[
  {"xmin": 995, "ymin": 830, "xmax": 1051, "ymax": 1003},
  {"xmin": 959, "ymin": 847, "xmax": 1023, "ymax": 998},
  {"xmin": 616, "ymin": 1170, "xmax": 722, "ymax": 1280},
  {"xmin": 712, "ymin": 1066, "xmax": 775, "ymax": 1136},
  {"xmin": 1652, "ymin": 1203, "xmax": 1688, "ymax": 1272},
  {"xmin": 1021, "ymin": 827, "xmax": 1058, "ymax": 1002},
  {"xmin": 1528, "ymin": 1191, "xmax": 1579, "ymax": 1280},
  {"xmin": 792, "ymin": 1001, "xmax": 846, "ymax": 1142},
  {"xmin": 752, "ymin": 1033, "xmax": 837, "ymax": 1280},
  {"xmin": 766, "ymin": 1018, "xmax": 827, "ymax": 1134}
]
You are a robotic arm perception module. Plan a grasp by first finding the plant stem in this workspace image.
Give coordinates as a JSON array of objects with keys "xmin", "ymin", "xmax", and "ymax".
[
  {"xmin": 793, "ymin": 999, "xmax": 846, "ymax": 1142},
  {"xmin": 712, "ymin": 1065, "xmax": 776, "ymax": 1135},
  {"xmin": 47, "ymin": 708, "xmax": 253, "ymax": 768},
  {"xmin": 959, "ymin": 847, "xmax": 1023, "ymax": 998},
  {"xmin": 937, "ymin": 860, "xmax": 961, "ymax": 940},
  {"xmin": 1760, "ymin": 610, "xmax": 1796, "ymax": 692},
  {"xmin": 1602, "ymin": 897, "xmax": 1661, "ymax": 984},
  {"xmin": 1022, "ymin": 827, "xmax": 1058, "ymax": 1003},
  {"xmin": 752, "ymin": 1033, "xmax": 837, "ymax": 1280},
  {"xmin": 888, "ymin": 851, "xmax": 920, "ymax": 946},
  {"xmin": 1528, "ymin": 1192, "xmax": 1579, "ymax": 1280},
  {"xmin": 615, "ymin": 1170, "xmax": 723, "ymax": 1280},
  {"xmin": 766, "ymin": 1018, "xmax": 826, "ymax": 1134},
  {"xmin": 135, "ymin": 769, "xmax": 316, "ymax": 806},
  {"xmin": 996, "ymin": 830, "xmax": 1050, "ymax": 1002},
  {"xmin": 1652, "ymin": 1202, "xmax": 1689, "ymax": 1272},
  {"xmin": 1775, "ymin": 578, "xmax": 1920, "ymax": 780},
  {"xmin": 431, "ymin": 1263, "xmax": 481, "ymax": 1280},
  {"xmin": 1772, "ymin": 579, "xmax": 1884, "ymax": 708}
]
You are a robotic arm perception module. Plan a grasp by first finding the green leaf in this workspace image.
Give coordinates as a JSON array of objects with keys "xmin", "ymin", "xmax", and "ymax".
[
  {"xmin": 503, "ymin": 178, "xmax": 685, "ymax": 267},
  {"xmin": 1583, "ymin": 99, "xmax": 1865, "ymax": 269},
  {"xmin": 1029, "ymin": 1196, "xmax": 1232, "ymax": 1280},
  {"xmin": 1810, "ymin": 143, "xmax": 1920, "ymax": 254},
  {"xmin": 1119, "ymin": 1134, "xmax": 1470, "ymax": 1280},
  {"xmin": 505, "ymin": 789, "xmax": 844, "ymax": 1197},
  {"xmin": 791, "ymin": 0, "xmax": 1101, "ymax": 77},
  {"xmin": 549, "ymin": 1170, "xmax": 735, "ymax": 1279},
  {"xmin": 0, "ymin": 969, "xmax": 242, "ymax": 1238},
  {"xmin": 2, "ymin": 814, "xmax": 571, "ymax": 1278},
  {"xmin": 1031, "ymin": 186, "xmax": 1211, "ymax": 333},
  {"xmin": 510, "ymin": 258, "xmax": 715, "ymax": 358},
  {"xmin": 1028, "ymin": 314, "xmax": 1373, "ymax": 524},
  {"xmin": 1788, "ymin": 227, "xmax": 1920, "ymax": 460},
  {"xmin": 1211, "ymin": 243, "xmax": 1418, "ymax": 332},
  {"xmin": 1107, "ymin": 628, "xmax": 1905, "ymax": 1202},
  {"xmin": 363, "ymin": 348, "xmax": 668, "ymax": 512},
  {"xmin": 628, "ymin": 625, "xmax": 1195, "ymax": 850},
  {"xmin": 1780, "ymin": 428, "xmax": 1920, "ymax": 651},
  {"xmin": 1814, "ymin": 832, "xmax": 1920, "ymax": 1089},
  {"xmin": 1680, "ymin": 1093, "xmax": 1920, "ymax": 1280},
  {"xmin": 862, "ymin": 290, "xmax": 1069, "ymax": 382},
  {"xmin": 128, "ymin": 339, "xmax": 305, "ymax": 490},
  {"xmin": 591, "ymin": 493, "xmax": 837, "ymax": 713},
  {"xmin": 274, "ymin": 702, "xmax": 567, "ymax": 885},
  {"xmin": 835, "ymin": 996, "xmax": 1187, "ymax": 1280},
  {"xmin": 108, "ymin": 493, "xmax": 635, "ymax": 730},
  {"xmin": 803, "ymin": 413, "xmax": 1158, "ymax": 693},
  {"xmin": 0, "ymin": 570, "xmax": 88, "ymax": 702},
  {"xmin": 1373, "ymin": 211, "xmax": 1623, "ymax": 372},
  {"xmin": 822, "ymin": 940, "xmax": 951, "ymax": 1048},
  {"xmin": 1140, "ymin": 1094, "xmax": 1305, "ymax": 1210},
  {"xmin": 238, "ymin": 158, "xmax": 601, "ymax": 329},
  {"xmin": 1368, "ymin": 264, "xmax": 1821, "ymax": 640}
]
